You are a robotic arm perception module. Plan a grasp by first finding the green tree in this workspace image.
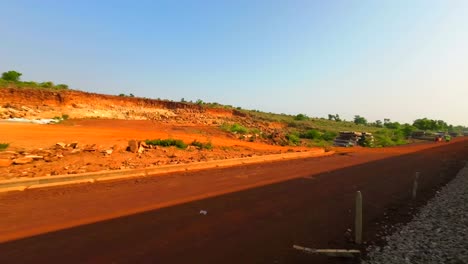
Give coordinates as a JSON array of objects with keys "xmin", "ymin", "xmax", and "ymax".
[
  {"xmin": 1, "ymin": 71, "xmax": 22, "ymax": 82},
  {"xmin": 353, "ymin": 115, "xmax": 367, "ymax": 125},
  {"xmin": 294, "ymin": 113, "xmax": 309, "ymax": 121},
  {"xmin": 384, "ymin": 121, "xmax": 401, "ymax": 129},
  {"xmin": 40, "ymin": 81, "xmax": 54, "ymax": 88},
  {"xmin": 413, "ymin": 118, "xmax": 448, "ymax": 131}
]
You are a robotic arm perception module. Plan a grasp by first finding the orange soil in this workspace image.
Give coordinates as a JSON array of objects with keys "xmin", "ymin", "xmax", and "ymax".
[{"xmin": 0, "ymin": 119, "xmax": 304, "ymax": 151}]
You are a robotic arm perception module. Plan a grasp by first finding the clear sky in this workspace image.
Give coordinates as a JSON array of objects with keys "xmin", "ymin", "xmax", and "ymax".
[{"xmin": 1, "ymin": 0, "xmax": 467, "ymax": 125}]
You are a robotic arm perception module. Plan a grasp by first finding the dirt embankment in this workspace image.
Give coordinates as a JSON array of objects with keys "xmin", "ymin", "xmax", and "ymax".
[
  {"xmin": 0, "ymin": 87, "xmax": 290, "ymax": 144},
  {"xmin": 0, "ymin": 88, "xmax": 206, "ymax": 121},
  {"xmin": 0, "ymin": 88, "xmax": 311, "ymax": 180}
]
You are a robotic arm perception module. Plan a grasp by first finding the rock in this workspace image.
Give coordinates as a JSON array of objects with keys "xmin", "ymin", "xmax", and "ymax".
[
  {"xmin": 112, "ymin": 144, "xmax": 121, "ymax": 152},
  {"xmin": 0, "ymin": 159, "xmax": 12, "ymax": 167},
  {"xmin": 138, "ymin": 145, "xmax": 145, "ymax": 154},
  {"xmin": 128, "ymin": 140, "xmax": 139, "ymax": 153},
  {"xmin": 56, "ymin": 142, "xmax": 67, "ymax": 149},
  {"xmin": 68, "ymin": 142, "xmax": 79, "ymax": 149},
  {"xmin": 13, "ymin": 157, "xmax": 34, "ymax": 165},
  {"xmin": 102, "ymin": 149, "xmax": 113, "ymax": 155},
  {"xmin": 83, "ymin": 144, "xmax": 97, "ymax": 152},
  {"xmin": 24, "ymin": 155, "xmax": 43, "ymax": 160},
  {"xmin": 140, "ymin": 141, "xmax": 149, "ymax": 148},
  {"xmin": 71, "ymin": 149, "xmax": 81, "ymax": 154},
  {"xmin": 21, "ymin": 106, "xmax": 32, "ymax": 111}
]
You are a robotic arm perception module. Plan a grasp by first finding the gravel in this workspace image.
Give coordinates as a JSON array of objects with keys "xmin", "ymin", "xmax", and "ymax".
[{"xmin": 365, "ymin": 164, "xmax": 468, "ymax": 264}]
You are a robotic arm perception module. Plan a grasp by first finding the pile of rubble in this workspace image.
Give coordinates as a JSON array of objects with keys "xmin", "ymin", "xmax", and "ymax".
[{"xmin": 0, "ymin": 142, "xmax": 115, "ymax": 168}]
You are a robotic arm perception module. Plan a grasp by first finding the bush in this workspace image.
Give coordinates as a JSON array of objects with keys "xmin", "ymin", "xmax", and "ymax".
[
  {"xmin": 294, "ymin": 113, "xmax": 309, "ymax": 121},
  {"xmin": 231, "ymin": 124, "xmax": 249, "ymax": 134},
  {"xmin": 0, "ymin": 143, "xmax": 9, "ymax": 151},
  {"xmin": 321, "ymin": 131, "xmax": 337, "ymax": 141},
  {"xmin": 55, "ymin": 84, "xmax": 69, "ymax": 90},
  {"xmin": 373, "ymin": 129, "xmax": 407, "ymax": 147},
  {"xmin": 145, "ymin": 139, "xmax": 187, "ymax": 149},
  {"xmin": 221, "ymin": 123, "xmax": 249, "ymax": 134},
  {"xmin": 286, "ymin": 134, "xmax": 300, "ymax": 145},
  {"xmin": 40, "ymin": 81, "xmax": 54, "ymax": 88},
  {"xmin": 190, "ymin": 140, "xmax": 213, "ymax": 150},
  {"xmin": 1, "ymin": 71, "xmax": 22, "ymax": 82},
  {"xmin": 300, "ymin": 129, "xmax": 321, "ymax": 139}
]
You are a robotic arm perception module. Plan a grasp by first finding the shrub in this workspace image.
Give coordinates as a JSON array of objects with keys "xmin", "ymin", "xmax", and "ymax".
[
  {"xmin": 190, "ymin": 140, "xmax": 213, "ymax": 150},
  {"xmin": 221, "ymin": 123, "xmax": 250, "ymax": 134},
  {"xmin": 294, "ymin": 113, "xmax": 309, "ymax": 121},
  {"xmin": 300, "ymin": 129, "xmax": 321, "ymax": 139},
  {"xmin": 231, "ymin": 124, "xmax": 248, "ymax": 134},
  {"xmin": 1, "ymin": 71, "xmax": 22, "ymax": 82},
  {"xmin": 286, "ymin": 134, "xmax": 300, "ymax": 145},
  {"xmin": 0, "ymin": 143, "xmax": 9, "ymax": 151},
  {"xmin": 321, "ymin": 131, "xmax": 338, "ymax": 141},
  {"xmin": 354, "ymin": 115, "xmax": 367, "ymax": 125},
  {"xmin": 55, "ymin": 84, "xmax": 69, "ymax": 90},
  {"xmin": 40, "ymin": 81, "xmax": 54, "ymax": 88},
  {"xmin": 62, "ymin": 114, "xmax": 69, "ymax": 120},
  {"xmin": 145, "ymin": 139, "xmax": 187, "ymax": 149},
  {"xmin": 373, "ymin": 129, "xmax": 407, "ymax": 147}
]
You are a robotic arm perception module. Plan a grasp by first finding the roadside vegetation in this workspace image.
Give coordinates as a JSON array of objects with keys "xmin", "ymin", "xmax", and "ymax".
[
  {"xmin": 2, "ymin": 70, "xmax": 465, "ymax": 149},
  {"xmin": 210, "ymin": 102, "xmax": 467, "ymax": 148},
  {"xmin": 0, "ymin": 143, "xmax": 9, "ymax": 151},
  {"xmin": 145, "ymin": 139, "xmax": 213, "ymax": 150},
  {"xmin": 220, "ymin": 123, "xmax": 250, "ymax": 134},
  {"xmin": 0, "ymin": 70, "xmax": 69, "ymax": 90}
]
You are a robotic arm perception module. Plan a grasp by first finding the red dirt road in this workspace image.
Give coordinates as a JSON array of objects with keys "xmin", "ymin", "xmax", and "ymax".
[{"xmin": 0, "ymin": 139, "xmax": 467, "ymax": 263}]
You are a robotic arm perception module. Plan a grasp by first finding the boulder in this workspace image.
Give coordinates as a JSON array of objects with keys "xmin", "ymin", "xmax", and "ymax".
[{"xmin": 128, "ymin": 140, "xmax": 139, "ymax": 153}]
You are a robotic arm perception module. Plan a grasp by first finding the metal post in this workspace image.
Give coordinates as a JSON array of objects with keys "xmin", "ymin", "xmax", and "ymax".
[
  {"xmin": 412, "ymin": 172, "xmax": 420, "ymax": 199},
  {"xmin": 355, "ymin": 191, "xmax": 362, "ymax": 244}
]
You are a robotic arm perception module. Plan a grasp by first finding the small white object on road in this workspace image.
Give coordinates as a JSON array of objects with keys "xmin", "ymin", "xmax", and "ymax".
[{"xmin": 199, "ymin": 210, "xmax": 208, "ymax": 215}]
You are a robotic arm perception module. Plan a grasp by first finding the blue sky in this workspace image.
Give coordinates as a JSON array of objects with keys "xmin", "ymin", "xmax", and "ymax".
[{"xmin": 1, "ymin": 0, "xmax": 467, "ymax": 125}]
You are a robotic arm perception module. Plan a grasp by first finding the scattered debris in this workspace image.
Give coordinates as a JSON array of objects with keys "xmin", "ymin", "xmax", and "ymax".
[
  {"xmin": 5, "ymin": 118, "xmax": 59, "ymax": 124},
  {"xmin": 13, "ymin": 157, "xmax": 34, "ymax": 165},
  {"xmin": 83, "ymin": 144, "xmax": 97, "ymax": 152}
]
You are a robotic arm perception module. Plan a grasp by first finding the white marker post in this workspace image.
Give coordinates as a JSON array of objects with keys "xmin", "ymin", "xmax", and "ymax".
[
  {"xmin": 412, "ymin": 172, "xmax": 420, "ymax": 199},
  {"xmin": 355, "ymin": 191, "xmax": 362, "ymax": 244}
]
